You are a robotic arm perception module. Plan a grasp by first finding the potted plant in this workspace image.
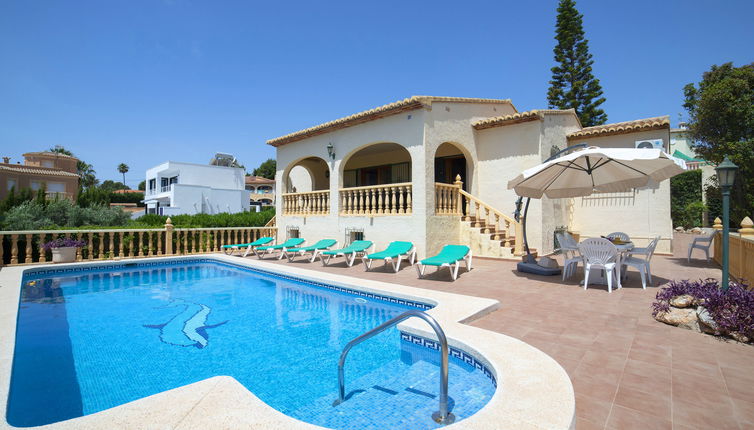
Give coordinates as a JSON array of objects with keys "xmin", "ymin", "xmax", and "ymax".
[{"xmin": 42, "ymin": 238, "xmax": 86, "ymax": 263}]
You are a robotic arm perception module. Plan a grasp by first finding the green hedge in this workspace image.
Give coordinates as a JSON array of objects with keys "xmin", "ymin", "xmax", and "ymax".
[
  {"xmin": 110, "ymin": 192, "xmax": 145, "ymax": 206},
  {"xmin": 133, "ymin": 208, "xmax": 275, "ymax": 228},
  {"xmin": 670, "ymin": 170, "xmax": 704, "ymax": 228}
]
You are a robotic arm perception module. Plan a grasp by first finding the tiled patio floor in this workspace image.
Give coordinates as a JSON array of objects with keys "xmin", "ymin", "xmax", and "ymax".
[{"xmin": 255, "ymin": 244, "xmax": 753, "ymax": 430}]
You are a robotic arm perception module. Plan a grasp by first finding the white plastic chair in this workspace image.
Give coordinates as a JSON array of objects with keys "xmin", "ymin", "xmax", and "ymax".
[
  {"xmin": 578, "ymin": 238, "xmax": 619, "ymax": 293},
  {"xmin": 607, "ymin": 232, "xmax": 630, "ymax": 242},
  {"xmin": 556, "ymin": 232, "xmax": 581, "ymax": 281},
  {"xmin": 622, "ymin": 236, "xmax": 660, "ymax": 289},
  {"xmin": 687, "ymin": 228, "xmax": 715, "ymax": 263}
]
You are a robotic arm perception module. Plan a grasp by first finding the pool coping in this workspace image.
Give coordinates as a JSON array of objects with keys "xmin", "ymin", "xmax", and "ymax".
[{"xmin": 0, "ymin": 255, "xmax": 575, "ymax": 430}]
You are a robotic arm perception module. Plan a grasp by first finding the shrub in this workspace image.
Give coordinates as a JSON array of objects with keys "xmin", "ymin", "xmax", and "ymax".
[
  {"xmin": 133, "ymin": 208, "xmax": 274, "ymax": 228},
  {"xmin": 670, "ymin": 169, "xmax": 703, "ymax": 228},
  {"xmin": 652, "ymin": 279, "xmax": 754, "ymax": 340},
  {"xmin": 1, "ymin": 200, "xmax": 131, "ymax": 230},
  {"xmin": 110, "ymin": 192, "xmax": 145, "ymax": 206}
]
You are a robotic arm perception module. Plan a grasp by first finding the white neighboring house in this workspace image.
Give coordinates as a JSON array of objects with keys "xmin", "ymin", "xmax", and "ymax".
[{"xmin": 143, "ymin": 161, "xmax": 250, "ymax": 216}]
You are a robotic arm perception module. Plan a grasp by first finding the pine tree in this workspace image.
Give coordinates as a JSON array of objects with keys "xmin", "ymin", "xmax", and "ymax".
[{"xmin": 547, "ymin": 0, "xmax": 607, "ymax": 126}]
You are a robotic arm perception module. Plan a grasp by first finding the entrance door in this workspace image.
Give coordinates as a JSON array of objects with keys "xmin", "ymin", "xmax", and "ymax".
[{"xmin": 434, "ymin": 156, "xmax": 467, "ymax": 190}]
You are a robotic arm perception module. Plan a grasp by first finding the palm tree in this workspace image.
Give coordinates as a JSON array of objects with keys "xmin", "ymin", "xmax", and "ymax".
[
  {"xmin": 117, "ymin": 163, "xmax": 129, "ymax": 186},
  {"xmin": 78, "ymin": 161, "xmax": 98, "ymax": 188}
]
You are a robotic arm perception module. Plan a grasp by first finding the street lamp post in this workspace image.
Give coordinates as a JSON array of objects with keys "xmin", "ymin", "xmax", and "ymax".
[{"xmin": 715, "ymin": 157, "xmax": 739, "ymax": 291}]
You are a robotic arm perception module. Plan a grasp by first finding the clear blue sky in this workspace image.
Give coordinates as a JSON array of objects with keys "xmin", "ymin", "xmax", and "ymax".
[{"xmin": 1, "ymin": 0, "xmax": 752, "ymax": 188}]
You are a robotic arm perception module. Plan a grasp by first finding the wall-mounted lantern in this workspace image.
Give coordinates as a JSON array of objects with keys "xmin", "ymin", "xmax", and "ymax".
[{"xmin": 327, "ymin": 142, "xmax": 335, "ymax": 160}]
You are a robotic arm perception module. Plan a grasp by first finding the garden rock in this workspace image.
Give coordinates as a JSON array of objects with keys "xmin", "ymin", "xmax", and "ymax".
[
  {"xmin": 731, "ymin": 332, "xmax": 750, "ymax": 343},
  {"xmin": 675, "ymin": 226, "xmax": 685, "ymax": 232},
  {"xmin": 655, "ymin": 308, "xmax": 699, "ymax": 331},
  {"xmin": 696, "ymin": 306, "xmax": 719, "ymax": 334},
  {"xmin": 670, "ymin": 294, "xmax": 695, "ymax": 308},
  {"xmin": 691, "ymin": 227, "xmax": 703, "ymax": 233}
]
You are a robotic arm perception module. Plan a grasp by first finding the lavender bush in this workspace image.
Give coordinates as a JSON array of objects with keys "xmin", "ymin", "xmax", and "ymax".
[
  {"xmin": 42, "ymin": 238, "xmax": 87, "ymax": 251},
  {"xmin": 653, "ymin": 278, "xmax": 754, "ymax": 341}
]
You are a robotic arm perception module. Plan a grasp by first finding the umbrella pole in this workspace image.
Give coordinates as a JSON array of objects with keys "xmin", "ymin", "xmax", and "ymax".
[
  {"xmin": 514, "ymin": 143, "xmax": 588, "ymax": 265},
  {"xmin": 522, "ymin": 197, "xmax": 531, "ymax": 256}
]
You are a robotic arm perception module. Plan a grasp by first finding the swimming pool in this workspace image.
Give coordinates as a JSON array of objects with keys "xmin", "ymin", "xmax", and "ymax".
[{"xmin": 8, "ymin": 258, "xmax": 496, "ymax": 429}]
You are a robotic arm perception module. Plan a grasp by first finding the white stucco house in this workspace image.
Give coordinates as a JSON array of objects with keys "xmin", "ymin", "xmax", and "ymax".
[
  {"xmin": 143, "ymin": 161, "xmax": 250, "ymax": 216},
  {"xmin": 268, "ymin": 96, "xmax": 674, "ymax": 259}
]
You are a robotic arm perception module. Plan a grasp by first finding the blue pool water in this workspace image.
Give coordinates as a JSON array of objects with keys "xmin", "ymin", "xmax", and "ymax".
[{"xmin": 8, "ymin": 259, "xmax": 495, "ymax": 429}]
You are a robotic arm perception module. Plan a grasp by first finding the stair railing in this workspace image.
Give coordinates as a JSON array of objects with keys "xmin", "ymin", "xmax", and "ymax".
[
  {"xmin": 332, "ymin": 309, "xmax": 455, "ymax": 425},
  {"xmin": 458, "ymin": 190, "xmax": 523, "ymax": 256}
]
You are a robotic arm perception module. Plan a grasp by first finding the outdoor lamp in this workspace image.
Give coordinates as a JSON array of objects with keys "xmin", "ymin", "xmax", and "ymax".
[
  {"xmin": 327, "ymin": 142, "xmax": 335, "ymax": 160},
  {"xmin": 715, "ymin": 157, "xmax": 738, "ymax": 189},
  {"xmin": 715, "ymin": 156, "xmax": 738, "ymax": 291}
]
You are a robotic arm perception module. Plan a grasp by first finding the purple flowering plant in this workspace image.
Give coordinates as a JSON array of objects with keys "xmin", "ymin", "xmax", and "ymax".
[
  {"xmin": 42, "ymin": 238, "xmax": 87, "ymax": 251},
  {"xmin": 652, "ymin": 278, "xmax": 754, "ymax": 341}
]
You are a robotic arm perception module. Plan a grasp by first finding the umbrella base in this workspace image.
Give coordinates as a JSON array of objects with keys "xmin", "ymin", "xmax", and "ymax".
[{"xmin": 517, "ymin": 262, "xmax": 561, "ymax": 276}]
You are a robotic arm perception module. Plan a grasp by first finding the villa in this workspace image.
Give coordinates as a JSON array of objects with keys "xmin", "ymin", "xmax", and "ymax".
[
  {"xmin": 0, "ymin": 152, "xmax": 80, "ymax": 201},
  {"xmin": 271, "ymin": 96, "xmax": 674, "ymax": 259},
  {"xmin": 245, "ymin": 175, "xmax": 275, "ymax": 209},
  {"xmin": 143, "ymin": 159, "xmax": 250, "ymax": 216}
]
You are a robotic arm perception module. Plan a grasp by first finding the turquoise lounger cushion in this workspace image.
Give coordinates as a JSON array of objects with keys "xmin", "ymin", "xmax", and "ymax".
[
  {"xmin": 321, "ymin": 240, "xmax": 373, "ymax": 255},
  {"xmin": 288, "ymin": 239, "xmax": 337, "ymax": 252},
  {"xmin": 419, "ymin": 245, "xmax": 470, "ymax": 266},
  {"xmin": 258, "ymin": 238, "xmax": 305, "ymax": 251},
  {"xmin": 221, "ymin": 237, "xmax": 273, "ymax": 248},
  {"xmin": 365, "ymin": 241, "xmax": 413, "ymax": 259}
]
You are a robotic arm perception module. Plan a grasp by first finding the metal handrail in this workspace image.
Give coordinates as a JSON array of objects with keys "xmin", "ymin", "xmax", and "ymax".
[{"xmin": 332, "ymin": 310, "xmax": 454, "ymax": 425}]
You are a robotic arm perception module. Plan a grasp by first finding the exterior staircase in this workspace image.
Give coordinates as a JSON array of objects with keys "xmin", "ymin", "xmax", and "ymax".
[{"xmin": 455, "ymin": 190, "xmax": 528, "ymax": 260}]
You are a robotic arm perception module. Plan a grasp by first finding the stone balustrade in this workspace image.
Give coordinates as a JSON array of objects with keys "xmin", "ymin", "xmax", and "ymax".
[
  {"xmin": 462, "ymin": 191, "xmax": 523, "ymax": 256},
  {"xmin": 282, "ymin": 190, "xmax": 330, "ymax": 215},
  {"xmin": 713, "ymin": 215, "xmax": 754, "ymax": 285},
  {"xmin": 0, "ymin": 219, "xmax": 277, "ymax": 266},
  {"xmin": 339, "ymin": 183, "xmax": 412, "ymax": 216},
  {"xmin": 434, "ymin": 183, "xmax": 462, "ymax": 215}
]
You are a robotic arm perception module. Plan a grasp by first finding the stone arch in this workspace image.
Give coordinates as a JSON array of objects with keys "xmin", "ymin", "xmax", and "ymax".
[
  {"xmin": 433, "ymin": 142, "xmax": 473, "ymax": 191},
  {"xmin": 340, "ymin": 142, "xmax": 412, "ymax": 188},
  {"xmin": 282, "ymin": 156, "xmax": 330, "ymax": 193}
]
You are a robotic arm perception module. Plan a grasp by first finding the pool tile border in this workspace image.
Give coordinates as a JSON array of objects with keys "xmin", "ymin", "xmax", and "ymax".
[
  {"xmin": 400, "ymin": 332, "xmax": 497, "ymax": 387},
  {"xmin": 22, "ymin": 257, "xmax": 434, "ymax": 310}
]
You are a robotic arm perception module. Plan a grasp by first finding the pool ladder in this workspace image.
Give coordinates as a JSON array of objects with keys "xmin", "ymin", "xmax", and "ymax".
[{"xmin": 332, "ymin": 310, "xmax": 455, "ymax": 425}]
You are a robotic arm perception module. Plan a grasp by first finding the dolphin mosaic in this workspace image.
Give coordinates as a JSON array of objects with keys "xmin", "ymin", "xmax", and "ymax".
[{"xmin": 144, "ymin": 298, "xmax": 227, "ymax": 348}]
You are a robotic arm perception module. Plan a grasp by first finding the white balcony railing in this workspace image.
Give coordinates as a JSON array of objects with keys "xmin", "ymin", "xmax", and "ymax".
[
  {"xmin": 282, "ymin": 190, "xmax": 330, "ymax": 215},
  {"xmin": 339, "ymin": 183, "xmax": 412, "ymax": 216}
]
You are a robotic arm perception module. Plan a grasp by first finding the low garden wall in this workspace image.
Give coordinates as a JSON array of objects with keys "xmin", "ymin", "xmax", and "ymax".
[
  {"xmin": 0, "ymin": 219, "xmax": 277, "ymax": 266},
  {"xmin": 712, "ymin": 215, "xmax": 754, "ymax": 284}
]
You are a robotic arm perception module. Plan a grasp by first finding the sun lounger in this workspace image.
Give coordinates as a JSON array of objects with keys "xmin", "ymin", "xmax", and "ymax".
[
  {"xmin": 416, "ymin": 245, "xmax": 472, "ymax": 281},
  {"xmin": 221, "ymin": 236, "xmax": 274, "ymax": 256},
  {"xmin": 254, "ymin": 238, "xmax": 306, "ymax": 260},
  {"xmin": 283, "ymin": 239, "xmax": 338, "ymax": 263},
  {"xmin": 362, "ymin": 241, "xmax": 415, "ymax": 272},
  {"xmin": 320, "ymin": 240, "xmax": 373, "ymax": 267}
]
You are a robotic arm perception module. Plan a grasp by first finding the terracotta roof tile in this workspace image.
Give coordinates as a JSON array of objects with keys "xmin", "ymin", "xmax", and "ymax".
[
  {"xmin": 245, "ymin": 176, "xmax": 275, "ymax": 185},
  {"xmin": 0, "ymin": 164, "xmax": 80, "ymax": 177},
  {"xmin": 22, "ymin": 151, "xmax": 79, "ymax": 160},
  {"xmin": 267, "ymin": 96, "xmax": 515, "ymax": 147},
  {"xmin": 472, "ymin": 109, "xmax": 578, "ymax": 130},
  {"xmin": 567, "ymin": 116, "xmax": 670, "ymax": 140}
]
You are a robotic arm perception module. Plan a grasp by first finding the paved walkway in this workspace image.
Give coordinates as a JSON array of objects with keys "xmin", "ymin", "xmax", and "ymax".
[{"xmin": 256, "ymin": 250, "xmax": 753, "ymax": 430}]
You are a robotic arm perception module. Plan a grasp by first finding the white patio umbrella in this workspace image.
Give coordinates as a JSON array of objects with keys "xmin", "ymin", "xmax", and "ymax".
[{"xmin": 507, "ymin": 147, "xmax": 687, "ymax": 199}]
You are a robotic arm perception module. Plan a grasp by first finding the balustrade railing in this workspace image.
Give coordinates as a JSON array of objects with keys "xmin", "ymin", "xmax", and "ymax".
[
  {"xmin": 459, "ymin": 189, "xmax": 523, "ymax": 255},
  {"xmin": 339, "ymin": 183, "xmax": 412, "ymax": 216},
  {"xmin": 0, "ymin": 220, "xmax": 277, "ymax": 266},
  {"xmin": 433, "ymin": 176, "xmax": 523, "ymax": 256},
  {"xmin": 434, "ymin": 183, "xmax": 462, "ymax": 215},
  {"xmin": 282, "ymin": 190, "xmax": 330, "ymax": 215}
]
